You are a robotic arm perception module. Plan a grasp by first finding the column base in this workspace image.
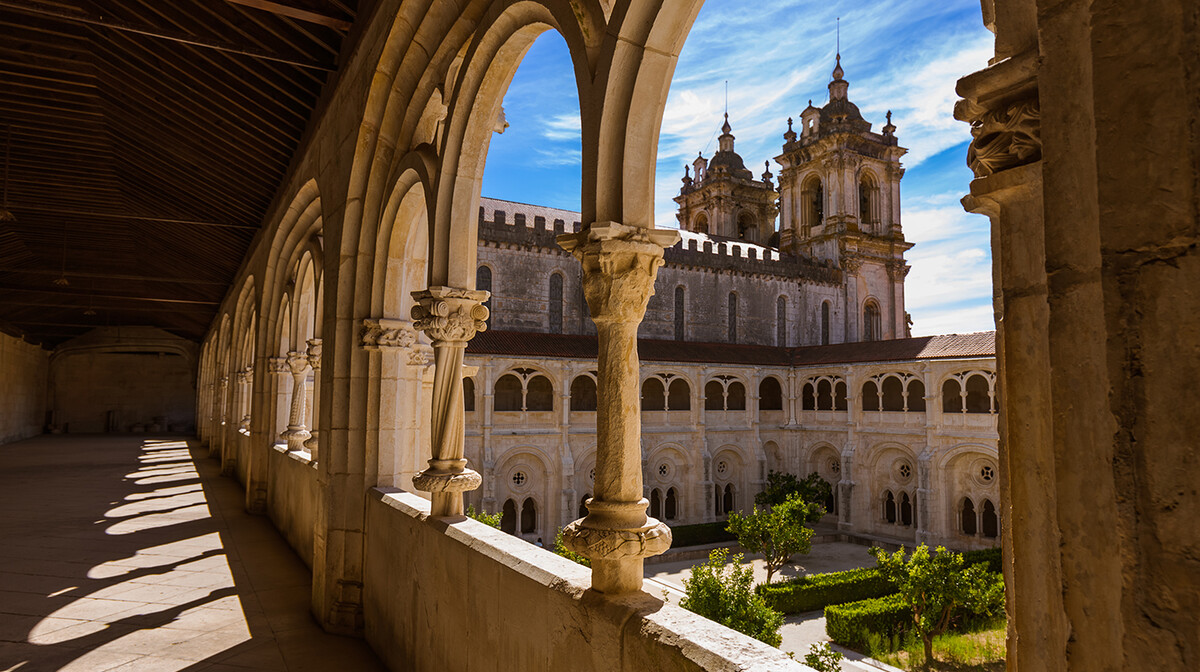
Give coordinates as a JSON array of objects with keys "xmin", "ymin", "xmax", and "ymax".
[
  {"xmin": 412, "ymin": 463, "xmax": 481, "ymax": 517},
  {"xmin": 562, "ymin": 501, "xmax": 671, "ymax": 593}
]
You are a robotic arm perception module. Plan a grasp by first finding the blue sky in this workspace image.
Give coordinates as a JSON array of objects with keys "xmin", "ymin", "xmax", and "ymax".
[{"xmin": 481, "ymin": 0, "xmax": 996, "ymax": 336}]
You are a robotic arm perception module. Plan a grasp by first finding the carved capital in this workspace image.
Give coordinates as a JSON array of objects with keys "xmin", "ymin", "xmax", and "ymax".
[
  {"xmin": 956, "ymin": 50, "xmax": 1040, "ymax": 178},
  {"xmin": 218, "ymin": 376, "xmax": 229, "ymax": 389},
  {"xmin": 235, "ymin": 366, "xmax": 253, "ymax": 385},
  {"xmin": 841, "ymin": 255, "xmax": 864, "ymax": 274},
  {"xmin": 306, "ymin": 338, "xmax": 322, "ymax": 371},
  {"xmin": 409, "ymin": 287, "xmax": 490, "ymax": 345},
  {"xmin": 886, "ymin": 261, "xmax": 911, "ymax": 281},
  {"xmin": 267, "ymin": 356, "xmax": 289, "ymax": 374},
  {"xmin": 557, "ymin": 222, "xmax": 679, "ymax": 325},
  {"xmin": 285, "ymin": 350, "xmax": 309, "ymax": 376},
  {"xmin": 360, "ymin": 318, "xmax": 418, "ymax": 350}
]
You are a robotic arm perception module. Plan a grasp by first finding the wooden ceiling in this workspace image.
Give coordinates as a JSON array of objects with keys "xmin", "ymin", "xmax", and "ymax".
[{"xmin": 0, "ymin": 0, "xmax": 357, "ymax": 347}]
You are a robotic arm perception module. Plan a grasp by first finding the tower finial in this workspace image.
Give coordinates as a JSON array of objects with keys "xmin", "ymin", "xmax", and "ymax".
[
  {"xmin": 832, "ymin": 18, "xmax": 844, "ymax": 81},
  {"xmin": 837, "ymin": 17, "xmax": 840, "ymax": 56}
]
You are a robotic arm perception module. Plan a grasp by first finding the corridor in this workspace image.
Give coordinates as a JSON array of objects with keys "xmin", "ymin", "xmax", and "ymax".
[{"xmin": 0, "ymin": 435, "xmax": 385, "ymax": 672}]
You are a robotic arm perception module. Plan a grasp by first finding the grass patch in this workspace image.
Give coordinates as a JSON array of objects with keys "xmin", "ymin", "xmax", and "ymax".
[{"xmin": 869, "ymin": 620, "xmax": 1006, "ymax": 672}]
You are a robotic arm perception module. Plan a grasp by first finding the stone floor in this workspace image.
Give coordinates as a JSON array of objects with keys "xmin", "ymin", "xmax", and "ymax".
[{"xmin": 0, "ymin": 434, "xmax": 385, "ymax": 672}]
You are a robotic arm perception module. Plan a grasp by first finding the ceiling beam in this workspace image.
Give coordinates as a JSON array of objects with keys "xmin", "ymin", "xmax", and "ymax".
[
  {"xmin": 0, "ymin": 288, "xmax": 220, "ymax": 306},
  {"xmin": 0, "ymin": 1, "xmax": 336, "ymax": 71},
  {"xmin": 10, "ymin": 205, "xmax": 261, "ymax": 231},
  {"xmin": 223, "ymin": 0, "xmax": 352, "ymax": 31},
  {"xmin": 0, "ymin": 269, "xmax": 230, "ymax": 286}
]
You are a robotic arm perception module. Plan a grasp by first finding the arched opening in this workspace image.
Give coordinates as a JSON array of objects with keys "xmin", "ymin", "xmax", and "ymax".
[
  {"xmin": 477, "ymin": 265, "xmax": 493, "ymax": 329},
  {"xmin": 982, "ymin": 499, "xmax": 998, "ymax": 538},
  {"xmin": 817, "ymin": 379, "xmax": 833, "ymax": 411},
  {"xmin": 726, "ymin": 382, "xmax": 746, "ymax": 411},
  {"xmin": 737, "ymin": 210, "xmax": 756, "ymax": 242},
  {"xmin": 704, "ymin": 381, "xmax": 725, "ymax": 411},
  {"xmin": 802, "ymin": 382, "xmax": 816, "ymax": 410},
  {"xmin": 882, "ymin": 377, "xmax": 905, "ymax": 411},
  {"xmin": 884, "ymin": 490, "xmax": 897, "ymax": 523},
  {"xmin": 823, "ymin": 479, "xmax": 837, "ymax": 515},
  {"xmin": 722, "ymin": 484, "xmax": 734, "ymax": 515},
  {"xmin": 776, "ymin": 295, "xmax": 787, "ymax": 346},
  {"xmin": 548, "ymin": 273, "xmax": 564, "ymax": 333},
  {"xmin": 821, "ymin": 301, "xmax": 831, "ymax": 345},
  {"xmin": 525, "ymin": 375, "xmax": 554, "ymax": 411},
  {"xmin": 858, "ymin": 172, "xmax": 879, "ymax": 233},
  {"xmin": 501, "ymin": 498, "xmax": 517, "ymax": 534},
  {"xmin": 665, "ymin": 487, "xmax": 678, "ymax": 520},
  {"xmin": 569, "ymin": 375, "xmax": 597, "ymax": 411},
  {"xmin": 641, "ymin": 378, "xmax": 666, "ymax": 411},
  {"xmin": 667, "ymin": 378, "xmax": 690, "ymax": 411},
  {"xmin": 520, "ymin": 497, "xmax": 537, "ymax": 534},
  {"xmin": 907, "ymin": 379, "xmax": 926, "ymax": 412},
  {"xmin": 802, "ymin": 175, "xmax": 823, "ymax": 236},
  {"xmin": 863, "ymin": 300, "xmax": 882, "ymax": 341},
  {"xmin": 759, "ymin": 377, "xmax": 783, "ymax": 411},
  {"xmin": 727, "ymin": 292, "xmax": 738, "ymax": 343},
  {"xmin": 494, "ymin": 374, "xmax": 523, "ymax": 412},
  {"xmin": 463, "ymin": 377, "xmax": 475, "ymax": 412},
  {"xmin": 962, "ymin": 497, "xmax": 977, "ymax": 535},
  {"xmin": 966, "ymin": 374, "xmax": 992, "ymax": 413},
  {"xmin": 694, "ymin": 212, "xmax": 709, "ymax": 234},
  {"xmin": 900, "ymin": 491, "xmax": 913, "ymax": 526},
  {"xmin": 862, "ymin": 381, "xmax": 880, "ymax": 411},
  {"xmin": 943, "ymin": 379, "xmax": 964, "ymax": 413},
  {"xmin": 674, "ymin": 285, "xmax": 685, "ymax": 341},
  {"xmin": 650, "ymin": 488, "xmax": 662, "ymax": 519}
]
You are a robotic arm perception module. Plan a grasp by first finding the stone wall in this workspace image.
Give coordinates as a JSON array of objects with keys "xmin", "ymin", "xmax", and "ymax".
[
  {"xmin": 268, "ymin": 447, "xmax": 319, "ymax": 568},
  {"xmin": 363, "ymin": 489, "xmax": 810, "ymax": 672},
  {"xmin": 0, "ymin": 332, "xmax": 48, "ymax": 445}
]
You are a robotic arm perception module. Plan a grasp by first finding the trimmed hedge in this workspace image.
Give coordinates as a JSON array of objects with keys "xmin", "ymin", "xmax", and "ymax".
[
  {"xmin": 961, "ymin": 546, "xmax": 1002, "ymax": 574},
  {"xmin": 668, "ymin": 521, "xmax": 737, "ymax": 548},
  {"xmin": 825, "ymin": 593, "xmax": 911, "ymax": 651},
  {"xmin": 756, "ymin": 567, "xmax": 896, "ymax": 614}
]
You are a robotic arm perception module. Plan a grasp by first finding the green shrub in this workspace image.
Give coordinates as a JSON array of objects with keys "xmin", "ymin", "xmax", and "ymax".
[
  {"xmin": 680, "ymin": 548, "xmax": 784, "ymax": 647},
  {"xmin": 961, "ymin": 546, "xmax": 1002, "ymax": 574},
  {"xmin": 825, "ymin": 593, "xmax": 911, "ymax": 651},
  {"xmin": 553, "ymin": 528, "xmax": 591, "ymax": 567},
  {"xmin": 668, "ymin": 521, "xmax": 737, "ymax": 548},
  {"xmin": 465, "ymin": 505, "xmax": 501, "ymax": 529},
  {"xmin": 757, "ymin": 566, "xmax": 896, "ymax": 614}
]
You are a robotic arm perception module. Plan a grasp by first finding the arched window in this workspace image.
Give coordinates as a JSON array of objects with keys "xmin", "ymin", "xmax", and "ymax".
[
  {"xmin": 641, "ymin": 378, "xmax": 666, "ymax": 411},
  {"xmin": 759, "ymin": 377, "xmax": 783, "ymax": 411},
  {"xmin": 650, "ymin": 489, "xmax": 662, "ymax": 519},
  {"xmin": 722, "ymin": 484, "xmax": 734, "ymax": 514},
  {"xmin": 802, "ymin": 383, "xmax": 816, "ymax": 410},
  {"xmin": 863, "ymin": 301, "xmax": 882, "ymax": 341},
  {"xmin": 520, "ymin": 497, "xmax": 537, "ymax": 534},
  {"xmin": 816, "ymin": 379, "xmax": 833, "ymax": 411},
  {"xmin": 501, "ymin": 498, "xmax": 516, "ymax": 534},
  {"xmin": 727, "ymin": 293, "xmax": 738, "ymax": 343},
  {"xmin": 494, "ymin": 374, "xmax": 523, "ymax": 412},
  {"xmin": 943, "ymin": 379, "xmax": 964, "ymax": 413},
  {"xmin": 548, "ymin": 273, "xmax": 563, "ymax": 334},
  {"xmin": 821, "ymin": 301, "xmax": 831, "ymax": 345},
  {"xmin": 665, "ymin": 487, "xmax": 678, "ymax": 520},
  {"xmin": 525, "ymin": 375, "xmax": 554, "ymax": 412},
  {"xmin": 862, "ymin": 381, "xmax": 880, "ymax": 411},
  {"xmin": 835, "ymin": 381, "xmax": 847, "ymax": 411},
  {"xmin": 737, "ymin": 211, "xmax": 757, "ymax": 242},
  {"xmin": 476, "ymin": 266, "xmax": 493, "ymax": 328},
  {"xmin": 776, "ymin": 295, "xmax": 787, "ymax": 346},
  {"xmin": 578, "ymin": 494, "xmax": 590, "ymax": 519},
  {"xmin": 714, "ymin": 484, "xmax": 722, "ymax": 516},
  {"xmin": 570, "ymin": 375, "xmax": 597, "ymax": 411},
  {"xmin": 859, "ymin": 174, "xmax": 878, "ymax": 233},
  {"xmin": 882, "ymin": 377, "xmax": 905, "ymax": 411},
  {"xmin": 884, "ymin": 490, "xmax": 897, "ymax": 523},
  {"xmin": 966, "ymin": 374, "xmax": 991, "ymax": 413},
  {"xmin": 726, "ymin": 382, "xmax": 746, "ymax": 411},
  {"xmin": 802, "ymin": 176, "xmax": 823, "ymax": 235},
  {"xmin": 674, "ymin": 286, "xmax": 685, "ymax": 341},
  {"xmin": 982, "ymin": 499, "xmax": 999, "ymax": 538},
  {"xmin": 704, "ymin": 381, "xmax": 725, "ymax": 411},
  {"xmin": 900, "ymin": 492, "xmax": 913, "ymax": 526},
  {"xmin": 463, "ymin": 377, "xmax": 475, "ymax": 412},
  {"xmin": 694, "ymin": 213, "xmax": 709, "ymax": 234},
  {"xmin": 667, "ymin": 379, "xmax": 691, "ymax": 411},
  {"xmin": 907, "ymin": 380, "xmax": 927, "ymax": 412},
  {"xmin": 962, "ymin": 497, "xmax": 977, "ymax": 535}
]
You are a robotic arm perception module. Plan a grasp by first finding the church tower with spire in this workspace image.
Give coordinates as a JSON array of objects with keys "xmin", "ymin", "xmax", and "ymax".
[
  {"xmin": 775, "ymin": 54, "xmax": 912, "ymax": 341},
  {"xmin": 674, "ymin": 114, "xmax": 777, "ymax": 244}
]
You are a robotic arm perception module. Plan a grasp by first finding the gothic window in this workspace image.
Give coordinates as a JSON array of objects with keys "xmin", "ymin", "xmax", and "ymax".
[
  {"xmin": 722, "ymin": 484, "xmax": 734, "ymax": 514},
  {"xmin": 674, "ymin": 286, "xmax": 685, "ymax": 341},
  {"xmin": 802, "ymin": 382, "xmax": 816, "ymax": 410},
  {"xmin": 569, "ymin": 375, "xmax": 597, "ymax": 411},
  {"xmin": 943, "ymin": 378, "xmax": 964, "ymax": 413},
  {"xmin": 882, "ymin": 376, "xmax": 905, "ymax": 411},
  {"xmin": 907, "ymin": 379, "xmax": 927, "ymax": 412},
  {"xmin": 862, "ymin": 381, "xmax": 880, "ymax": 411},
  {"xmin": 727, "ymin": 292, "xmax": 738, "ymax": 343},
  {"xmin": 665, "ymin": 487, "xmax": 678, "ymax": 520},
  {"xmin": 494, "ymin": 374, "xmax": 523, "ymax": 412},
  {"xmin": 966, "ymin": 374, "xmax": 992, "ymax": 413},
  {"xmin": 476, "ymin": 265, "xmax": 492, "ymax": 328},
  {"xmin": 900, "ymin": 491, "xmax": 913, "ymax": 526},
  {"xmin": 726, "ymin": 382, "xmax": 746, "ymax": 411},
  {"xmin": 776, "ymin": 295, "xmax": 787, "ymax": 346},
  {"xmin": 982, "ymin": 499, "xmax": 999, "ymax": 538},
  {"xmin": 525, "ymin": 375, "xmax": 554, "ymax": 412},
  {"xmin": 549, "ymin": 273, "xmax": 563, "ymax": 334},
  {"xmin": 961, "ymin": 497, "xmax": 977, "ymax": 535},
  {"xmin": 884, "ymin": 490, "xmax": 897, "ymax": 523},
  {"xmin": 759, "ymin": 377, "xmax": 783, "ymax": 411},
  {"xmin": 650, "ymin": 489, "xmax": 662, "ymax": 519},
  {"xmin": 463, "ymin": 377, "xmax": 475, "ymax": 412},
  {"xmin": 816, "ymin": 379, "xmax": 833, "ymax": 411},
  {"xmin": 501, "ymin": 498, "xmax": 516, "ymax": 533},
  {"xmin": 520, "ymin": 497, "xmax": 537, "ymax": 534},
  {"xmin": 704, "ymin": 380, "xmax": 725, "ymax": 411},
  {"xmin": 864, "ymin": 301, "xmax": 882, "ymax": 341},
  {"xmin": 667, "ymin": 378, "xmax": 691, "ymax": 411},
  {"xmin": 821, "ymin": 301, "xmax": 831, "ymax": 345},
  {"xmin": 641, "ymin": 378, "xmax": 666, "ymax": 411}
]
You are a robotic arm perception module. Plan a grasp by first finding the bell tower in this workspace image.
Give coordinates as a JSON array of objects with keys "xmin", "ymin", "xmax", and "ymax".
[{"xmin": 675, "ymin": 114, "xmax": 777, "ymax": 244}]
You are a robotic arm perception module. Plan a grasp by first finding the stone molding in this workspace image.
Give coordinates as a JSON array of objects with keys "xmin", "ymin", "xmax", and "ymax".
[
  {"xmin": 306, "ymin": 338, "xmax": 322, "ymax": 371},
  {"xmin": 267, "ymin": 356, "xmax": 288, "ymax": 374},
  {"xmin": 360, "ymin": 317, "xmax": 417, "ymax": 350},
  {"xmin": 562, "ymin": 498, "xmax": 672, "ymax": 561},
  {"xmin": 955, "ymin": 50, "xmax": 1041, "ymax": 178}
]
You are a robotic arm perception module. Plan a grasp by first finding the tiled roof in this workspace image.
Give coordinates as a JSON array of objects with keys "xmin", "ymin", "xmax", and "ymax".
[{"xmin": 467, "ymin": 330, "xmax": 996, "ymax": 366}]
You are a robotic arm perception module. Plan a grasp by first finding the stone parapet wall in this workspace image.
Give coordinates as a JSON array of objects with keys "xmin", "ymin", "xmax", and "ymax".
[
  {"xmin": 364, "ymin": 488, "xmax": 812, "ymax": 672},
  {"xmin": 0, "ymin": 332, "xmax": 48, "ymax": 445},
  {"xmin": 268, "ymin": 446, "xmax": 319, "ymax": 568}
]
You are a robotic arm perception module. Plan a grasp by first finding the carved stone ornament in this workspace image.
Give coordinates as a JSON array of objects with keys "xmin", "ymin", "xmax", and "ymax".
[
  {"xmin": 305, "ymin": 338, "xmax": 322, "ymax": 370},
  {"xmin": 409, "ymin": 287, "xmax": 490, "ymax": 344},
  {"xmin": 841, "ymin": 255, "xmax": 864, "ymax": 274},
  {"xmin": 360, "ymin": 318, "xmax": 418, "ymax": 350},
  {"xmin": 963, "ymin": 98, "xmax": 1040, "ymax": 177},
  {"xmin": 267, "ymin": 356, "xmax": 289, "ymax": 374},
  {"xmin": 886, "ymin": 261, "xmax": 911, "ymax": 281},
  {"xmin": 556, "ymin": 222, "xmax": 680, "ymax": 324},
  {"xmin": 285, "ymin": 350, "xmax": 309, "ymax": 375},
  {"xmin": 218, "ymin": 376, "xmax": 229, "ymax": 389},
  {"xmin": 561, "ymin": 499, "xmax": 672, "ymax": 561}
]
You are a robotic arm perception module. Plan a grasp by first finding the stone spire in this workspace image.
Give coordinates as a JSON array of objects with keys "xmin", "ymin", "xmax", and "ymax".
[{"xmin": 829, "ymin": 54, "xmax": 849, "ymax": 101}]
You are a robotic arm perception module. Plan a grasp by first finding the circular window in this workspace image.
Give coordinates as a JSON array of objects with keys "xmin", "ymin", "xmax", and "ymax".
[
  {"xmin": 588, "ymin": 467, "xmax": 595, "ymax": 482},
  {"xmin": 972, "ymin": 459, "xmax": 998, "ymax": 486},
  {"xmin": 980, "ymin": 465, "xmax": 994, "ymax": 482},
  {"xmin": 511, "ymin": 471, "xmax": 526, "ymax": 487},
  {"xmin": 716, "ymin": 460, "xmax": 728, "ymax": 475},
  {"xmin": 830, "ymin": 459, "xmax": 841, "ymax": 475},
  {"xmin": 658, "ymin": 463, "xmax": 670, "ymax": 478},
  {"xmin": 899, "ymin": 463, "xmax": 912, "ymax": 479}
]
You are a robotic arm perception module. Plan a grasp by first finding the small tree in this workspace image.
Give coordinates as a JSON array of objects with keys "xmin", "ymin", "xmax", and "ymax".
[
  {"xmin": 755, "ymin": 470, "xmax": 830, "ymax": 524},
  {"xmin": 465, "ymin": 505, "xmax": 501, "ymax": 529},
  {"xmin": 803, "ymin": 642, "xmax": 844, "ymax": 672},
  {"xmin": 726, "ymin": 493, "xmax": 817, "ymax": 583},
  {"xmin": 680, "ymin": 547, "xmax": 784, "ymax": 646},
  {"xmin": 870, "ymin": 544, "xmax": 1005, "ymax": 669}
]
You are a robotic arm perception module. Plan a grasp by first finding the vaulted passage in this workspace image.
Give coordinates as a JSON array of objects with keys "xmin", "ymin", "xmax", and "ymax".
[{"xmin": 0, "ymin": 435, "xmax": 383, "ymax": 671}]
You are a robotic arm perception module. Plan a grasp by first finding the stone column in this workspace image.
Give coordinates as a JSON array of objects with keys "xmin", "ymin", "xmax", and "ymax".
[
  {"xmin": 841, "ymin": 255, "xmax": 862, "ymax": 342},
  {"xmin": 304, "ymin": 338, "xmax": 322, "ymax": 462},
  {"xmin": 916, "ymin": 449, "xmax": 932, "ymax": 544},
  {"xmin": 280, "ymin": 351, "xmax": 311, "ymax": 449},
  {"xmin": 557, "ymin": 222, "xmax": 678, "ymax": 594},
  {"xmin": 409, "ymin": 286, "xmax": 489, "ymax": 517}
]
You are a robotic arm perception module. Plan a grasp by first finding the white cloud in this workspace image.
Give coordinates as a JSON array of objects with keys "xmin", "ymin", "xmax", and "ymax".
[{"xmin": 540, "ymin": 113, "xmax": 581, "ymax": 142}]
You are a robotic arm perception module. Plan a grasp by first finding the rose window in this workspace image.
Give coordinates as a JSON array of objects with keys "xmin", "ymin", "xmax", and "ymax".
[
  {"xmin": 716, "ymin": 460, "xmax": 728, "ymax": 475},
  {"xmin": 511, "ymin": 471, "xmax": 526, "ymax": 486},
  {"xmin": 658, "ymin": 463, "xmax": 670, "ymax": 477},
  {"xmin": 898, "ymin": 462, "xmax": 912, "ymax": 479},
  {"xmin": 980, "ymin": 465, "xmax": 994, "ymax": 482},
  {"xmin": 588, "ymin": 468, "xmax": 595, "ymax": 482},
  {"xmin": 830, "ymin": 459, "xmax": 841, "ymax": 474}
]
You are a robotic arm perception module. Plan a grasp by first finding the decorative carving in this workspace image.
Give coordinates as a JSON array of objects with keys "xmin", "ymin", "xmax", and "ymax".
[
  {"xmin": 285, "ymin": 350, "xmax": 309, "ymax": 375},
  {"xmin": 886, "ymin": 261, "xmax": 911, "ymax": 281},
  {"xmin": 962, "ymin": 98, "xmax": 1040, "ymax": 177},
  {"xmin": 280, "ymin": 349, "xmax": 311, "ymax": 444},
  {"xmin": 306, "ymin": 338, "xmax": 322, "ymax": 371},
  {"xmin": 360, "ymin": 318, "xmax": 418, "ymax": 350},
  {"xmin": 561, "ymin": 516, "xmax": 672, "ymax": 561},
  {"xmin": 841, "ymin": 255, "xmax": 864, "ymax": 274},
  {"xmin": 410, "ymin": 288, "xmax": 490, "ymax": 344},
  {"xmin": 267, "ymin": 356, "xmax": 288, "ymax": 374},
  {"xmin": 557, "ymin": 222, "xmax": 679, "ymax": 324}
]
